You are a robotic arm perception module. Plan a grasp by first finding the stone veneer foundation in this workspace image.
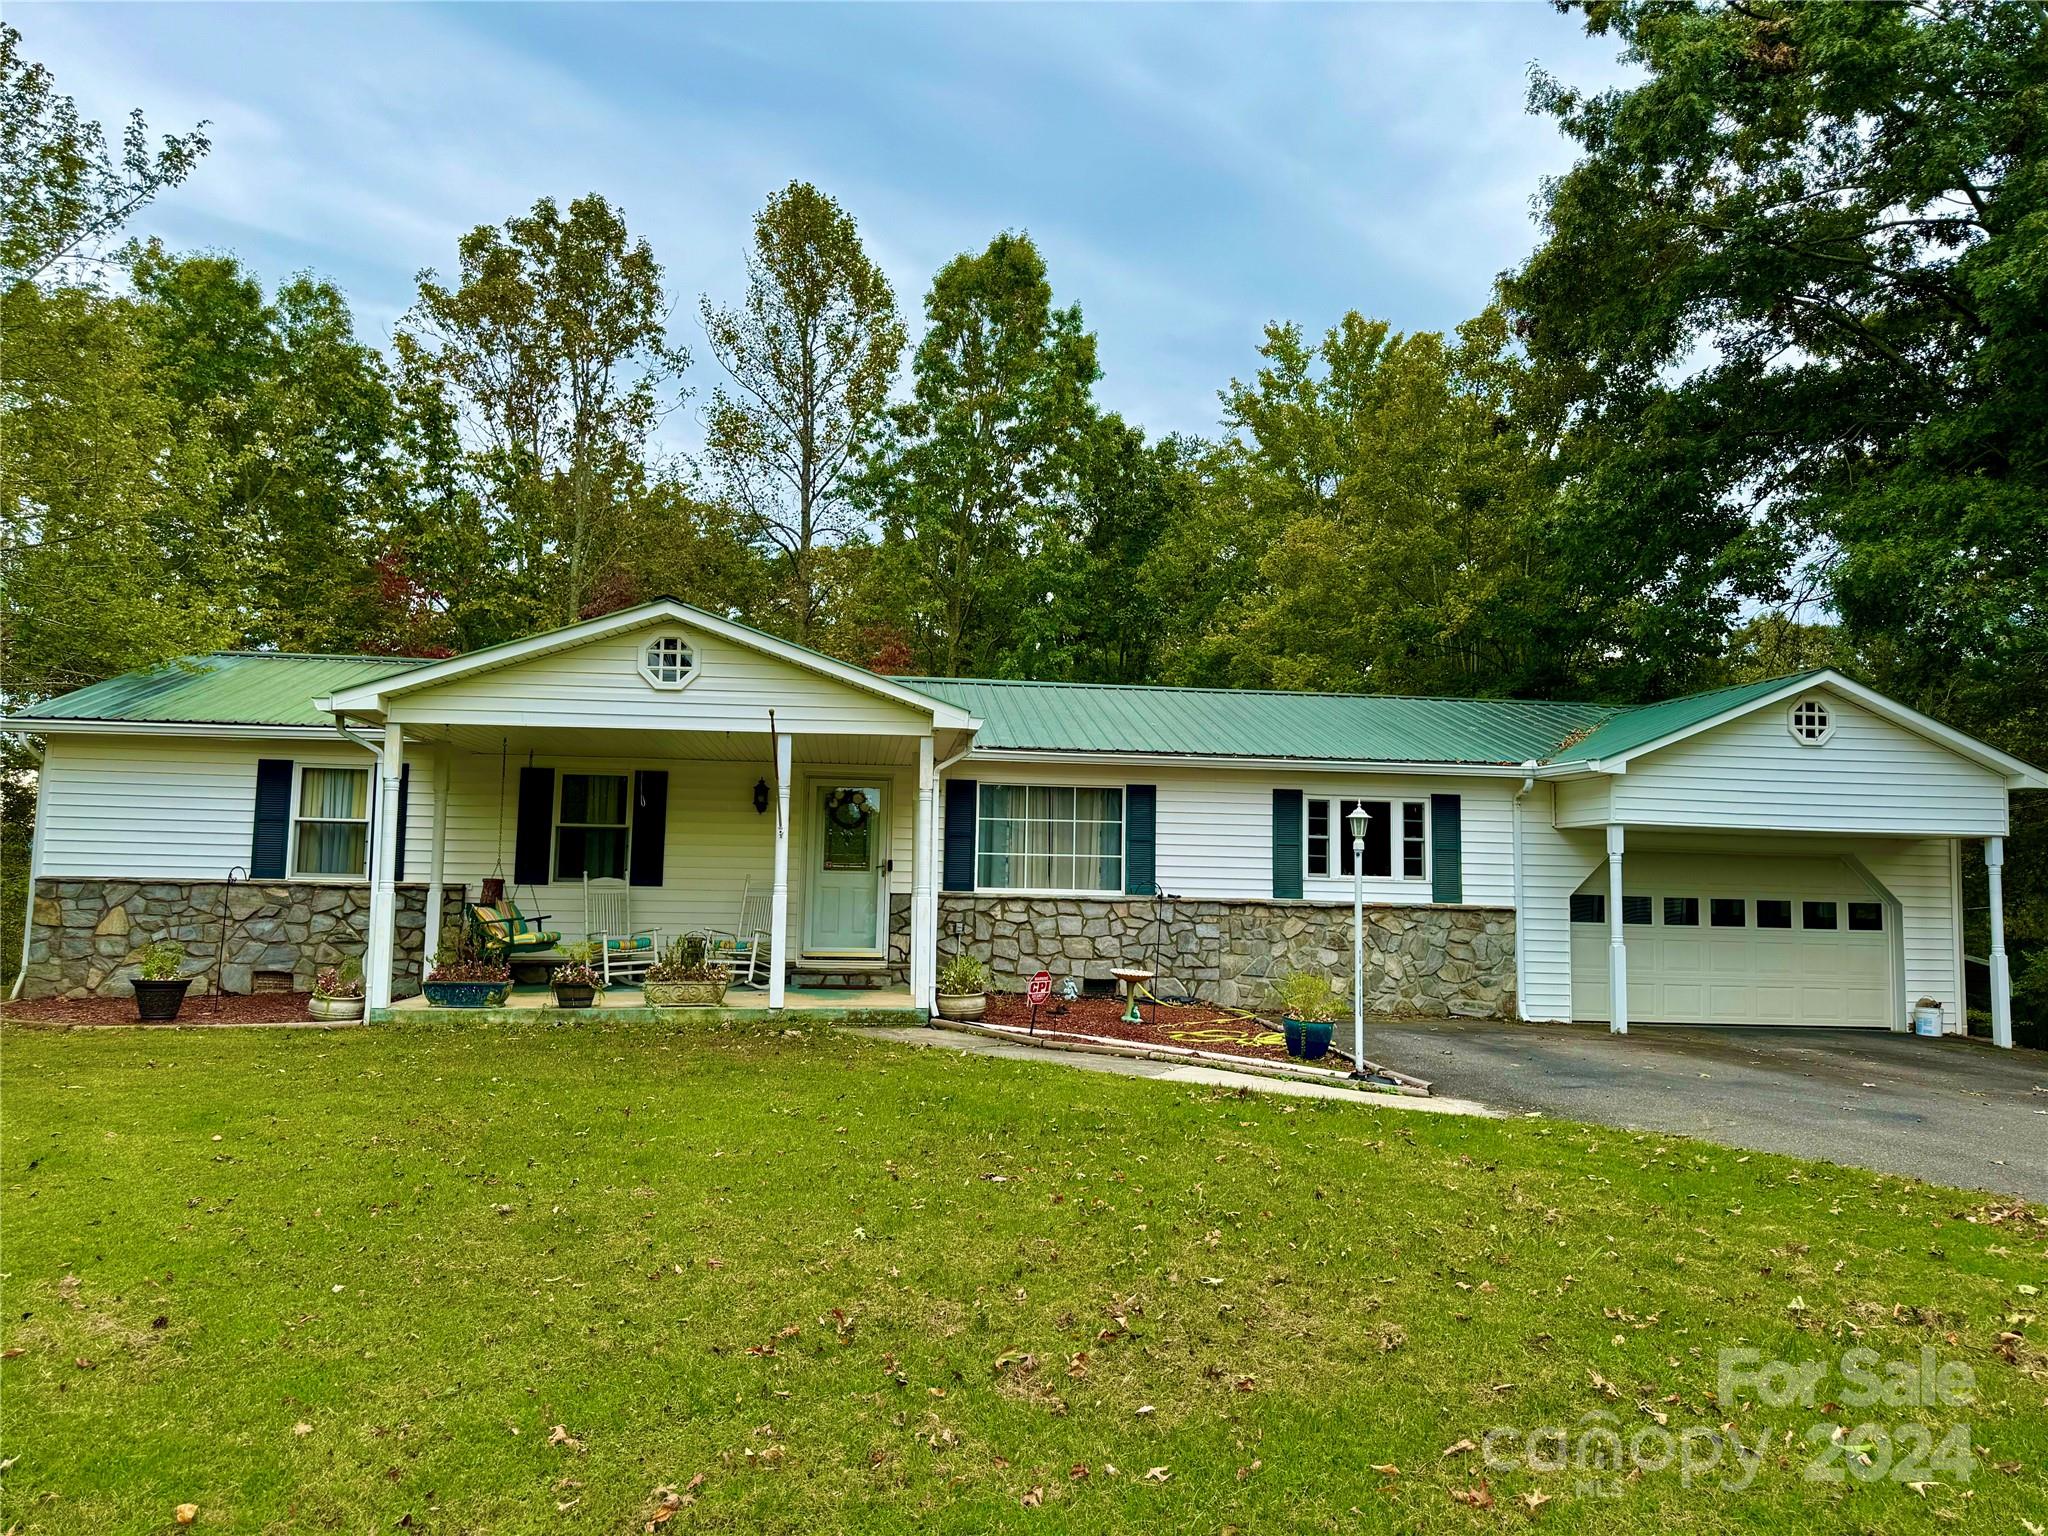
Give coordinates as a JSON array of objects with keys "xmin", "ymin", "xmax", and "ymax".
[
  {"xmin": 24, "ymin": 877, "xmax": 467, "ymax": 1001},
  {"xmin": 936, "ymin": 893, "xmax": 1516, "ymax": 1018}
]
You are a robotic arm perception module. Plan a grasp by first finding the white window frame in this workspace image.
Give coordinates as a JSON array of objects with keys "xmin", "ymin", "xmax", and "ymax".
[
  {"xmin": 637, "ymin": 631, "xmax": 700, "ymax": 691},
  {"xmin": 975, "ymin": 783, "xmax": 1125, "ymax": 896},
  {"xmin": 1304, "ymin": 796, "xmax": 1429, "ymax": 882},
  {"xmin": 554, "ymin": 770, "xmax": 634, "ymax": 884},
  {"xmin": 286, "ymin": 761, "xmax": 373, "ymax": 882},
  {"xmin": 1787, "ymin": 696, "xmax": 1834, "ymax": 745}
]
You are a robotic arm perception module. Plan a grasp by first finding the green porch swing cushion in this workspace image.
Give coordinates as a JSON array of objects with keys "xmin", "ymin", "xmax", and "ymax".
[{"xmin": 469, "ymin": 901, "xmax": 561, "ymax": 955}]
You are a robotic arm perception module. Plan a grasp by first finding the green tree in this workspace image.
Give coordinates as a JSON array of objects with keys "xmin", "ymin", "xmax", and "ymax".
[
  {"xmin": 1154, "ymin": 308, "xmax": 1559, "ymax": 695},
  {"xmin": 0, "ymin": 22, "xmax": 208, "ymax": 284},
  {"xmin": 862, "ymin": 232, "xmax": 1099, "ymax": 676},
  {"xmin": 398, "ymin": 194, "xmax": 689, "ymax": 629},
  {"xmin": 128, "ymin": 244, "xmax": 404, "ymax": 651},
  {"xmin": 700, "ymin": 182, "xmax": 903, "ymax": 642}
]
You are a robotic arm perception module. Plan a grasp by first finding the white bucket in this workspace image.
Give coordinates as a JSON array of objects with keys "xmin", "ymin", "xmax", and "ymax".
[{"xmin": 1913, "ymin": 1006, "xmax": 1943, "ymax": 1037}]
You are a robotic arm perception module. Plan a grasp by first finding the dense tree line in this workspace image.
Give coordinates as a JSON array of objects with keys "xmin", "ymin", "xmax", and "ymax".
[{"xmin": 3, "ymin": 5, "xmax": 2042, "ymax": 1026}]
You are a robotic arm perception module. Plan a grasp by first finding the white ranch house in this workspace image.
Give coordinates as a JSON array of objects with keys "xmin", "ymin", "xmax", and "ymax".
[{"xmin": 9, "ymin": 598, "xmax": 2040, "ymax": 1046}]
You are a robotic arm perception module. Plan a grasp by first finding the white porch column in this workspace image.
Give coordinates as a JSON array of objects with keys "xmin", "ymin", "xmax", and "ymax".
[
  {"xmin": 1606, "ymin": 823, "xmax": 1628, "ymax": 1036},
  {"xmin": 912, "ymin": 736, "xmax": 936, "ymax": 1013},
  {"xmin": 769, "ymin": 731, "xmax": 793, "ymax": 1011},
  {"xmin": 365, "ymin": 722, "xmax": 405, "ymax": 1011},
  {"xmin": 1987, "ymin": 836, "xmax": 2012, "ymax": 1050},
  {"xmin": 421, "ymin": 740, "xmax": 451, "ymax": 988}
]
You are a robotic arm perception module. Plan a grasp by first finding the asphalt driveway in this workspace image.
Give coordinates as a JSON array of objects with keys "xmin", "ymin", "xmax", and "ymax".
[{"xmin": 1369, "ymin": 1018, "xmax": 2048, "ymax": 1200}]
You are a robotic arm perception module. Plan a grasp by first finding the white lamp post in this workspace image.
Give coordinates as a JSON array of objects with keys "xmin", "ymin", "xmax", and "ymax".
[{"xmin": 1347, "ymin": 803, "xmax": 1368, "ymax": 1080}]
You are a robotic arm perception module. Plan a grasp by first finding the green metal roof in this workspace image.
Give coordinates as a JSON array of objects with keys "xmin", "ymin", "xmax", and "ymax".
[
  {"xmin": 11, "ymin": 653, "xmax": 433, "ymax": 728},
  {"xmin": 904, "ymin": 678, "xmax": 1622, "ymax": 765},
  {"xmin": 12, "ymin": 645, "xmax": 1836, "ymax": 771},
  {"xmin": 1542, "ymin": 672, "xmax": 1823, "ymax": 767}
]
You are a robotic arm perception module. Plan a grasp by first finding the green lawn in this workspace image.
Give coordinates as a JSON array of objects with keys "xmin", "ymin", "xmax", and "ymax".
[{"xmin": 2, "ymin": 1020, "xmax": 2043, "ymax": 1533}]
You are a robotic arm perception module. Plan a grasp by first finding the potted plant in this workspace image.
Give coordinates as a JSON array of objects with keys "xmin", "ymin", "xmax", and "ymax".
[
  {"xmin": 1270, "ymin": 971, "xmax": 1340, "ymax": 1061},
  {"xmin": 643, "ymin": 933, "xmax": 731, "ymax": 1008},
  {"xmin": 131, "ymin": 939, "xmax": 192, "ymax": 1022},
  {"xmin": 308, "ymin": 959, "xmax": 365, "ymax": 1021},
  {"xmin": 551, "ymin": 956, "xmax": 602, "ymax": 1010},
  {"xmin": 935, "ymin": 953, "xmax": 989, "ymax": 1022},
  {"xmin": 422, "ymin": 924, "xmax": 512, "ymax": 1009}
]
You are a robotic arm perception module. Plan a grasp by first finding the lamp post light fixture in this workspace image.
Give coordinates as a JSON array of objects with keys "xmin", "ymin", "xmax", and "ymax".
[{"xmin": 1347, "ymin": 802, "xmax": 1369, "ymax": 1080}]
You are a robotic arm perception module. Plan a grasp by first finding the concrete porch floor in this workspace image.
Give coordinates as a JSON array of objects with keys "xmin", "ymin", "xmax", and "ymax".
[{"xmin": 377, "ymin": 983, "xmax": 921, "ymax": 1025}]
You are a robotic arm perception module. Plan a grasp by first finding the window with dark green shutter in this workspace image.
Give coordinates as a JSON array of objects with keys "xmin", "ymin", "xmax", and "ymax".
[
  {"xmin": 1429, "ymin": 793, "xmax": 1462, "ymax": 903},
  {"xmin": 941, "ymin": 779, "xmax": 977, "ymax": 891},
  {"xmin": 1124, "ymin": 785, "xmax": 1156, "ymax": 896},
  {"xmin": 1272, "ymin": 789, "xmax": 1303, "ymax": 899}
]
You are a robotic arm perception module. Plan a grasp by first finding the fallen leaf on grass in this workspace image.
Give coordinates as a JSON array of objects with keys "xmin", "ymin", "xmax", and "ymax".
[
  {"xmin": 1440, "ymin": 1438, "xmax": 1477, "ymax": 1458},
  {"xmin": 1069, "ymin": 1463, "xmax": 1090, "ymax": 1481},
  {"xmin": 1019, "ymin": 1487, "xmax": 1044, "ymax": 1508},
  {"xmin": 1449, "ymin": 1480, "xmax": 1494, "ymax": 1509},
  {"xmin": 1370, "ymin": 1463, "xmax": 1399, "ymax": 1477},
  {"xmin": 1588, "ymin": 1370, "xmax": 1620, "ymax": 1400},
  {"xmin": 291, "ymin": 1422, "xmax": 313, "ymax": 1437},
  {"xmin": 1135, "ymin": 1404, "xmax": 1155, "ymax": 1417},
  {"xmin": 174, "ymin": 1506, "xmax": 198, "ymax": 1525},
  {"xmin": 1142, "ymin": 1466, "xmax": 1171, "ymax": 1482},
  {"xmin": 1519, "ymin": 1489, "xmax": 1552, "ymax": 1510},
  {"xmin": 547, "ymin": 1425, "xmax": 584, "ymax": 1451}
]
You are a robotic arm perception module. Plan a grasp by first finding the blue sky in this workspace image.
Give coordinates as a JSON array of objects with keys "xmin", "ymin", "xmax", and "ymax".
[{"xmin": 19, "ymin": 2, "xmax": 1634, "ymax": 445}]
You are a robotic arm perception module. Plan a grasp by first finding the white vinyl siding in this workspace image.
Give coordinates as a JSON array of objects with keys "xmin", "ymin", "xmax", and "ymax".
[
  {"xmin": 34, "ymin": 736, "xmax": 382, "ymax": 881},
  {"xmin": 1573, "ymin": 692, "xmax": 2010, "ymax": 836},
  {"xmin": 1516, "ymin": 794, "xmax": 1601, "ymax": 1022},
  {"xmin": 941, "ymin": 762, "xmax": 1514, "ymax": 907},
  {"xmin": 386, "ymin": 622, "xmax": 929, "ymax": 736}
]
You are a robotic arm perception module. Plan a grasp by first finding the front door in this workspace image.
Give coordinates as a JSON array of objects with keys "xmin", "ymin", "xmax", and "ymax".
[{"xmin": 804, "ymin": 783, "xmax": 886, "ymax": 955}]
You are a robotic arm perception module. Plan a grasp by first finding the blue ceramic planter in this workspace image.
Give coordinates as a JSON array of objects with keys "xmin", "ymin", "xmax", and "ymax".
[
  {"xmin": 422, "ymin": 979, "xmax": 512, "ymax": 1009},
  {"xmin": 1282, "ymin": 1017, "xmax": 1334, "ymax": 1061}
]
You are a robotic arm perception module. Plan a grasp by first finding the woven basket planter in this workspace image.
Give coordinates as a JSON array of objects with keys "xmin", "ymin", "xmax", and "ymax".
[{"xmin": 644, "ymin": 978, "xmax": 730, "ymax": 1009}]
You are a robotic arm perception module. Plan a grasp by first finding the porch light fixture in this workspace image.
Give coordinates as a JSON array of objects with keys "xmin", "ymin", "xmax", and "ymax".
[
  {"xmin": 753, "ymin": 777, "xmax": 770, "ymax": 815},
  {"xmin": 1347, "ymin": 802, "xmax": 1369, "ymax": 1081}
]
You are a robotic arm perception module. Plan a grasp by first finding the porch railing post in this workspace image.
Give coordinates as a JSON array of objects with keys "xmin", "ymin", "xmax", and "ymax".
[
  {"xmin": 769, "ymin": 731, "xmax": 792, "ymax": 1011},
  {"xmin": 1606, "ymin": 822, "xmax": 1627, "ymax": 1036},
  {"xmin": 422, "ymin": 739, "xmax": 450, "ymax": 990},
  {"xmin": 914, "ymin": 735, "xmax": 936, "ymax": 1013},
  {"xmin": 1987, "ymin": 835, "xmax": 2012, "ymax": 1049},
  {"xmin": 366, "ymin": 722, "xmax": 404, "ymax": 1012}
]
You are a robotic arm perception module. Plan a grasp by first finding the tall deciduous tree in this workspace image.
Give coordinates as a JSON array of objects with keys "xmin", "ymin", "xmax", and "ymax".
[
  {"xmin": 398, "ymin": 194, "xmax": 689, "ymax": 628},
  {"xmin": 863, "ymin": 232, "xmax": 1099, "ymax": 676},
  {"xmin": 0, "ymin": 23, "xmax": 208, "ymax": 284},
  {"xmin": 701, "ymin": 182, "xmax": 903, "ymax": 642}
]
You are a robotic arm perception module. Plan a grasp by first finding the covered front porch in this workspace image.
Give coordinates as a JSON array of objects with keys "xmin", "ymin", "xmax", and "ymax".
[
  {"xmin": 315, "ymin": 601, "xmax": 981, "ymax": 1019},
  {"xmin": 378, "ymin": 981, "xmax": 922, "ymax": 1025}
]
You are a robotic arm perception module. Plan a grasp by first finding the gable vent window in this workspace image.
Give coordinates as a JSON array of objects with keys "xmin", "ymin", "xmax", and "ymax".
[
  {"xmin": 639, "ymin": 633, "xmax": 698, "ymax": 690},
  {"xmin": 1788, "ymin": 697, "xmax": 1833, "ymax": 745}
]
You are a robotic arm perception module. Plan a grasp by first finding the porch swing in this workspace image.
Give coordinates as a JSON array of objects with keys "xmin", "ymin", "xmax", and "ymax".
[{"xmin": 466, "ymin": 741, "xmax": 562, "ymax": 961}]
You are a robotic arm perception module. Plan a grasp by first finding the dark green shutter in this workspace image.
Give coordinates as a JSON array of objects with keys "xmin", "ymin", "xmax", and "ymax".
[
  {"xmin": 514, "ymin": 766, "xmax": 554, "ymax": 887},
  {"xmin": 942, "ymin": 778, "xmax": 977, "ymax": 891},
  {"xmin": 1430, "ymin": 793, "xmax": 1462, "ymax": 903},
  {"xmin": 629, "ymin": 770, "xmax": 668, "ymax": 887},
  {"xmin": 1124, "ymin": 785, "xmax": 1156, "ymax": 896},
  {"xmin": 393, "ymin": 763, "xmax": 410, "ymax": 882},
  {"xmin": 250, "ymin": 758, "xmax": 293, "ymax": 879},
  {"xmin": 1271, "ymin": 788, "xmax": 1303, "ymax": 899}
]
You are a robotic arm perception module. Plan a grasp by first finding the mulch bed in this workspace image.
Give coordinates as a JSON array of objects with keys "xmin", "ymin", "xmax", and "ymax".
[
  {"xmin": 1, "ymin": 992, "xmax": 319, "ymax": 1027},
  {"xmin": 980, "ymin": 992, "xmax": 1350, "ymax": 1069}
]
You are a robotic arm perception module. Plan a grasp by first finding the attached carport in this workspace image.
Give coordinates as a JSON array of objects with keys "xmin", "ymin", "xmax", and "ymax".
[{"xmin": 1525, "ymin": 671, "xmax": 2046, "ymax": 1047}]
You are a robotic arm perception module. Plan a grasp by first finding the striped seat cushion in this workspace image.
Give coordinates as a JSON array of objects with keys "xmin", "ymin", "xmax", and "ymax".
[{"xmin": 604, "ymin": 934, "xmax": 655, "ymax": 952}]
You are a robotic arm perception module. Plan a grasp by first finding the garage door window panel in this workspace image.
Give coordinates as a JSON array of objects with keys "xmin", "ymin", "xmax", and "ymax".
[
  {"xmin": 1847, "ymin": 902, "xmax": 1883, "ymax": 932},
  {"xmin": 1664, "ymin": 897, "xmax": 1700, "ymax": 927},
  {"xmin": 1757, "ymin": 900, "xmax": 1793, "ymax": 929},
  {"xmin": 1802, "ymin": 901, "xmax": 1838, "ymax": 931},
  {"xmin": 1622, "ymin": 895, "xmax": 1652, "ymax": 925},
  {"xmin": 1710, "ymin": 898, "xmax": 1746, "ymax": 928}
]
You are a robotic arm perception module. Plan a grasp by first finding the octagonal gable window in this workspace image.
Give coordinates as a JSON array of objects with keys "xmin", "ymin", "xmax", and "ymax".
[
  {"xmin": 1787, "ymin": 696, "xmax": 1833, "ymax": 745},
  {"xmin": 639, "ymin": 633, "xmax": 698, "ymax": 690}
]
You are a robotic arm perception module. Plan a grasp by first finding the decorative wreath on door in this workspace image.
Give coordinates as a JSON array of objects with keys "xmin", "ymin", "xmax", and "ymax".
[{"xmin": 825, "ymin": 788, "xmax": 873, "ymax": 830}]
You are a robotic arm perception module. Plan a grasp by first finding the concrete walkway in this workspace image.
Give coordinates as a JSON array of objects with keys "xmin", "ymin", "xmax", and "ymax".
[{"xmin": 850, "ymin": 1024, "xmax": 1502, "ymax": 1116}]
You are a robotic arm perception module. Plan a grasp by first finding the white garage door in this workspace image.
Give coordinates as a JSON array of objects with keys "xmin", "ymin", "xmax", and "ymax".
[{"xmin": 1570, "ymin": 854, "xmax": 1894, "ymax": 1028}]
